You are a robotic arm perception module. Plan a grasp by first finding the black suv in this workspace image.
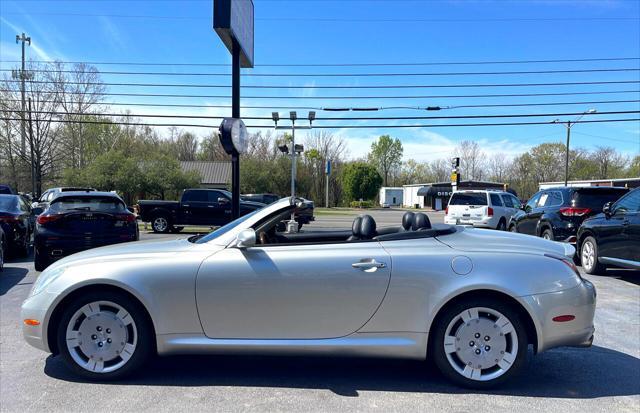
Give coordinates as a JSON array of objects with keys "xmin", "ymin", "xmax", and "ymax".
[
  {"xmin": 577, "ymin": 187, "xmax": 640, "ymax": 274},
  {"xmin": 508, "ymin": 186, "xmax": 629, "ymax": 243}
]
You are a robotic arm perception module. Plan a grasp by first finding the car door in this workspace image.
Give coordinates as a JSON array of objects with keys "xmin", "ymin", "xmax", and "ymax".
[
  {"xmin": 206, "ymin": 190, "xmax": 232, "ymax": 225},
  {"xmin": 489, "ymin": 193, "xmax": 506, "ymax": 222},
  {"xmin": 181, "ymin": 190, "xmax": 209, "ymax": 225},
  {"xmin": 600, "ymin": 190, "xmax": 640, "ymax": 261},
  {"xmin": 518, "ymin": 192, "xmax": 543, "ymax": 235},
  {"xmin": 195, "ymin": 241, "xmax": 391, "ymax": 339}
]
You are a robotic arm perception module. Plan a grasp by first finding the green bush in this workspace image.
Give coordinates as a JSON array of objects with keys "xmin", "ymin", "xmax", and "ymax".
[{"xmin": 350, "ymin": 200, "xmax": 374, "ymax": 208}]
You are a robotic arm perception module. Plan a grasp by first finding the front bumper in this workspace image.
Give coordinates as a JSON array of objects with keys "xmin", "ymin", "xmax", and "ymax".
[
  {"xmin": 523, "ymin": 279, "xmax": 596, "ymax": 353},
  {"xmin": 21, "ymin": 290, "xmax": 60, "ymax": 353}
]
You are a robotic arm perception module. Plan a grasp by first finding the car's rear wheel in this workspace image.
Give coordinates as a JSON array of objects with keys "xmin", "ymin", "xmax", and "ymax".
[
  {"xmin": 509, "ymin": 224, "xmax": 517, "ymax": 233},
  {"xmin": 581, "ymin": 236, "xmax": 604, "ymax": 275},
  {"xmin": 496, "ymin": 219, "xmax": 506, "ymax": 231},
  {"xmin": 151, "ymin": 215, "xmax": 171, "ymax": 233},
  {"xmin": 541, "ymin": 228, "xmax": 553, "ymax": 240},
  {"xmin": 432, "ymin": 299, "xmax": 527, "ymax": 389},
  {"xmin": 56, "ymin": 291, "xmax": 153, "ymax": 380}
]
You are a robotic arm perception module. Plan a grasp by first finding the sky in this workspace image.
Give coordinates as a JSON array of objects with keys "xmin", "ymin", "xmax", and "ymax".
[{"xmin": 1, "ymin": 0, "xmax": 639, "ymax": 162}]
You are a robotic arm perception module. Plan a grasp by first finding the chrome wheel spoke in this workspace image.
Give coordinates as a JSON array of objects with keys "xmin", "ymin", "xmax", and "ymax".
[
  {"xmin": 80, "ymin": 304, "xmax": 99, "ymax": 318},
  {"xmin": 117, "ymin": 309, "xmax": 133, "ymax": 326},
  {"xmin": 66, "ymin": 330, "xmax": 80, "ymax": 347},
  {"xmin": 87, "ymin": 359, "xmax": 105, "ymax": 373},
  {"xmin": 461, "ymin": 308, "xmax": 479, "ymax": 324},
  {"xmin": 462, "ymin": 365, "xmax": 481, "ymax": 379},
  {"xmin": 495, "ymin": 316, "xmax": 514, "ymax": 335}
]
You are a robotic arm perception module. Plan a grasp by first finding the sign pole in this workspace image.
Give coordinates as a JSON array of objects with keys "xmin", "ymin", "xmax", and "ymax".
[{"xmin": 231, "ymin": 39, "xmax": 241, "ymax": 219}]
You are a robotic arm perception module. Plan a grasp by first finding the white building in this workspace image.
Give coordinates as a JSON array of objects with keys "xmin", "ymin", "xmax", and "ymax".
[
  {"xmin": 378, "ymin": 187, "xmax": 403, "ymax": 207},
  {"xmin": 403, "ymin": 183, "xmax": 430, "ymax": 209}
]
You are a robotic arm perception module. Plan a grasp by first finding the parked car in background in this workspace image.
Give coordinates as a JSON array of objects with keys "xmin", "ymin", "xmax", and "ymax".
[
  {"xmin": 509, "ymin": 186, "xmax": 629, "ymax": 243},
  {"xmin": 0, "ymin": 194, "xmax": 34, "ymax": 257},
  {"xmin": 34, "ymin": 187, "xmax": 96, "ymax": 211},
  {"xmin": 0, "ymin": 226, "xmax": 5, "ymax": 271},
  {"xmin": 138, "ymin": 188, "xmax": 265, "ymax": 233},
  {"xmin": 33, "ymin": 191, "xmax": 138, "ymax": 271},
  {"xmin": 241, "ymin": 193, "xmax": 280, "ymax": 204},
  {"xmin": 444, "ymin": 190, "xmax": 520, "ymax": 230},
  {"xmin": 0, "ymin": 184, "xmax": 15, "ymax": 195},
  {"xmin": 577, "ymin": 187, "xmax": 640, "ymax": 274}
]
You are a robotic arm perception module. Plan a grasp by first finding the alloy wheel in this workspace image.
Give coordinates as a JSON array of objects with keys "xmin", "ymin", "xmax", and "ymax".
[
  {"xmin": 581, "ymin": 240, "xmax": 595, "ymax": 271},
  {"xmin": 153, "ymin": 217, "xmax": 168, "ymax": 232},
  {"xmin": 443, "ymin": 307, "xmax": 519, "ymax": 382},
  {"xmin": 65, "ymin": 300, "xmax": 138, "ymax": 373}
]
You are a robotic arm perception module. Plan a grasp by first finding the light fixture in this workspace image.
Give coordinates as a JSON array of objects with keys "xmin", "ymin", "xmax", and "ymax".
[
  {"xmin": 289, "ymin": 111, "xmax": 297, "ymax": 121},
  {"xmin": 308, "ymin": 111, "xmax": 316, "ymax": 122},
  {"xmin": 271, "ymin": 112, "xmax": 279, "ymax": 124}
]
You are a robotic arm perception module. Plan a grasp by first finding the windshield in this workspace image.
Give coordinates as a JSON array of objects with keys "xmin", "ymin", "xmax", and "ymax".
[
  {"xmin": 193, "ymin": 209, "xmax": 261, "ymax": 244},
  {"xmin": 49, "ymin": 196, "xmax": 126, "ymax": 212},
  {"xmin": 0, "ymin": 196, "xmax": 18, "ymax": 211},
  {"xmin": 573, "ymin": 189, "xmax": 628, "ymax": 211},
  {"xmin": 449, "ymin": 193, "xmax": 488, "ymax": 206}
]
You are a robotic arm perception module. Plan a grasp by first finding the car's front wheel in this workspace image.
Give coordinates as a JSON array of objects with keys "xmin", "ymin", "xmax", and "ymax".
[
  {"xmin": 581, "ymin": 236, "xmax": 604, "ymax": 275},
  {"xmin": 151, "ymin": 215, "xmax": 171, "ymax": 233},
  {"xmin": 56, "ymin": 291, "xmax": 153, "ymax": 380},
  {"xmin": 432, "ymin": 298, "xmax": 528, "ymax": 389}
]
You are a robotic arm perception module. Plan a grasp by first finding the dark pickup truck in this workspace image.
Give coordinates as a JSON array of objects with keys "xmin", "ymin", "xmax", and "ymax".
[
  {"xmin": 138, "ymin": 188, "xmax": 265, "ymax": 233},
  {"xmin": 138, "ymin": 189, "xmax": 315, "ymax": 233}
]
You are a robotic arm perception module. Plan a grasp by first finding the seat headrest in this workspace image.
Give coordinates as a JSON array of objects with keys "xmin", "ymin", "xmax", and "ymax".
[
  {"xmin": 352, "ymin": 216, "xmax": 363, "ymax": 237},
  {"xmin": 402, "ymin": 211, "xmax": 415, "ymax": 230},
  {"xmin": 412, "ymin": 212, "xmax": 432, "ymax": 230},
  {"xmin": 359, "ymin": 215, "xmax": 377, "ymax": 239}
]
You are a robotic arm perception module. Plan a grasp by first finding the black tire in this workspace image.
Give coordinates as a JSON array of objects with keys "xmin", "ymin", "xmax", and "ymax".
[
  {"xmin": 34, "ymin": 248, "xmax": 49, "ymax": 272},
  {"xmin": 541, "ymin": 228, "xmax": 554, "ymax": 241},
  {"xmin": 151, "ymin": 214, "xmax": 171, "ymax": 233},
  {"xmin": 496, "ymin": 219, "xmax": 506, "ymax": 231},
  {"xmin": 431, "ymin": 297, "xmax": 528, "ymax": 389},
  {"xmin": 581, "ymin": 236, "xmax": 604, "ymax": 275},
  {"xmin": 56, "ymin": 290, "xmax": 154, "ymax": 381},
  {"xmin": 509, "ymin": 224, "xmax": 517, "ymax": 233}
]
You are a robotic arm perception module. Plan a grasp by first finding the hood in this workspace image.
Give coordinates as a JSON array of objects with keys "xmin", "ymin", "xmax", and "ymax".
[
  {"xmin": 47, "ymin": 237, "xmax": 200, "ymax": 270},
  {"xmin": 437, "ymin": 226, "xmax": 575, "ymax": 259}
]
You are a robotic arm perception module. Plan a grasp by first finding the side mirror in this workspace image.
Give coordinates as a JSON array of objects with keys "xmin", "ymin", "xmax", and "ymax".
[
  {"xmin": 603, "ymin": 202, "xmax": 613, "ymax": 217},
  {"xmin": 235, "ymin": 229, "xmax": 256, "ymax": 248},
  {"xmin": 31, "ymin": 207, "xmax": 44, "ymax": 216},
  {"xmin": 218, "ymin": 197, "xmax": 230, "ymax": 204}
]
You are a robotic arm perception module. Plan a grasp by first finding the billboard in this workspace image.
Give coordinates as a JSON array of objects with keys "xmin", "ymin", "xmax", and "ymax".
[{"xmin": 213, "ymin": 0, "xmax": 254, "ymax": 68}]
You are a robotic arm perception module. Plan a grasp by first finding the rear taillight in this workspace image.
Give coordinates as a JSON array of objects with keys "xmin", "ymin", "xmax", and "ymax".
[
  {"xmin": 116, "ymin": 214, "xmax": 137, "ymax": 223},
  {"xmin": 36, "ymin": 214, "xmax": 62, "ymax": 224},
  {"xmin": 445, "ymin": 206, "xmax": 449, "ymax": 215},
  {"xmin": 0, "ymin": 215, "xmax": 20, "ymax": 223},
  {"xmin": 559, "ymin": 207, "xmax": 591, "ymax": 217},
  {"xmin": 487, "ymin": 207, "xmax": 494, "ymax": 217}
]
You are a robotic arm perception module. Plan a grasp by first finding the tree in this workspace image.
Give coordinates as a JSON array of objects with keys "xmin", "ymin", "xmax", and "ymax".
[
  {"xmin": 398, "ymin": 159, "xmax": 431, "ymax": 185},
  {"xmin": 455, "ymin": 140, "xmax": 485, "ymax": 181},
  {"xmin": 341, "ymin": 162, "xmax": 382, "ymax": 201},
  {"xmin": 368, "ymin": 135, "xmax": 403, "ymax": 186},
  {"xmin": 590, "ymin": 146, "xmax": 628, "ymax": 179}
]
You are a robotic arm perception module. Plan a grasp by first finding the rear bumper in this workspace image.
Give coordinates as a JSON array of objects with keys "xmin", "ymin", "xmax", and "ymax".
[
  {"xmin": 523, "ymin": 279, "xmax": 596, "ymax": 353},
  {"xmin": 35, "ymin": 236, "xmax": 136, "ymax": 264},
  {"xmin": 444, "ymin": 216, "xmax": 496, "ymax": 228}
]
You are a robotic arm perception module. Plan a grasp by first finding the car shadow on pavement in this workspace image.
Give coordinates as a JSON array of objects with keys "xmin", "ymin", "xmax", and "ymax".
[
  {"xmin": 599, "ymin": 269, "xmax": 640, "ymax": 286},
  {"xmin": 0, "ymin": 267, "xmax": 29, "ymax": 295},
  {"xmin": 44, "ymin": 345, "xmax": 639, "ymax": 398}
]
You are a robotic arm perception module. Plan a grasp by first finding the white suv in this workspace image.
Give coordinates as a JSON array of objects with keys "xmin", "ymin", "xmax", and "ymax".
[{"xmin": 444, "ymin": 190, "xmax": 521, "ymax": 230}]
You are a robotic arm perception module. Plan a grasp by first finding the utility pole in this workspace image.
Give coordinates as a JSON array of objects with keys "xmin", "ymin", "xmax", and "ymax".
[
  {"xmin": 325, "ymin": 159, "xmax": 331, "ymax": 208},
  {"xmin": 14, "ymin": 33, "xmax": 31, "ymax": 157},
  {"xmin": 27, "ymin": 98, "xmax": 36, "ymax": 196},
  {"xmin": 552, "ymin": 108, "xmax": 597, "ymax": 187}
]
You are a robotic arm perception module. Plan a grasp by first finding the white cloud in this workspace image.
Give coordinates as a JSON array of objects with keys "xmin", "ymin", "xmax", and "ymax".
[{"xmin": 98, "ymin": 16, "xmax": 127, "ymax": 51}]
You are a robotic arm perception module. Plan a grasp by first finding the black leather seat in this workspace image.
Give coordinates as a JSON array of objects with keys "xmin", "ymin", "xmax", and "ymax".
[
  {"xmin": 401, "ymin": 211, "xmax": 415, "ymax": 231},
  {"xmin": 412, "ymin": 212, "xmax": 432, "ymax": 230},
  {"xmin": 348, "ymin": 215, "xmax": 377, "ymax": 241}
]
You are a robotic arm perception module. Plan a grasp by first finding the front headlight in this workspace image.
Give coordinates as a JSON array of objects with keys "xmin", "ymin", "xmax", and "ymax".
[{"xmin": 31, "ymin": 266, "xmax": 66, "ymax": 296}]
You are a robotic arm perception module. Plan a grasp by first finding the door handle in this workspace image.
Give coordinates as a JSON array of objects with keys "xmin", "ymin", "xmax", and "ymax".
[
  {"xmin": 352, "ymin": 260, "xmax": 386, "ymax": 269},
  {"xmin": 183, "ymin": 204, "xmax": 190, "ymax": 207},
  {"xmin": 207, "ymin": 205, "xmax": 214, "ymax": 208}
]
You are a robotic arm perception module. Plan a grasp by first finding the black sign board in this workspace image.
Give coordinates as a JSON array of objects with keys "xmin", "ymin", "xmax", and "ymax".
[{"xmin": 214, "ymin": 0, "xmax": 254, "ymax": 68}]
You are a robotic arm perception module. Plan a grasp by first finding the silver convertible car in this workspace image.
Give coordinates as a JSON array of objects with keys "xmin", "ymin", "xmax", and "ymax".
[{"xmin": 22, "ymin": 198, "xmax": 596, "ymax": 388}]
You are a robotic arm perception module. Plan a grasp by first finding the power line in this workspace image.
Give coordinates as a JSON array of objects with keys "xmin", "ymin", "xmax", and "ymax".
[
  {"xmin": 1, "ymin": 67, "xmax": 636, "ymax": 77},
  {"xmin": 1, "ymin": 116, "xmax": 637, "ymax": 129},
  {"xmin": 572, "ymin": 131, "xmax": 640, "ymax": 145},
  {"xmin": 11, "ymin": 109, "xmax": 638, "ymax": 122},
  {"xmin": 2, "ymin": 89, "xmax": 637, "ymax": 100},
  {"xmin": 3, "ymin": 98, "xmax": 637, "ymax": 111},
  {"xmin": 5, "ymin": 78, "xmax": 639, "ymax": 89},
  {"xmin": 2, "ymin": 56, "xmax": 636, "ymax": 67},
  {"xmin": 2, "ymin": 11, "xmax": 638, "ymax": 23}
]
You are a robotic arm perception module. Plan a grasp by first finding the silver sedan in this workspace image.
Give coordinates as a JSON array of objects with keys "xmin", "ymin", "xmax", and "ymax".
[{"xmin": 22, "ymin": 198, "xmax": 596, "ymax": 388}]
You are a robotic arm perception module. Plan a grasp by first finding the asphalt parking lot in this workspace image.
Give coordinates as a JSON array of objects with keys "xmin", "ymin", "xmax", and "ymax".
[{"xmin": 1, "ymin": 209, "xmax": 639, "ymax": 412}]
